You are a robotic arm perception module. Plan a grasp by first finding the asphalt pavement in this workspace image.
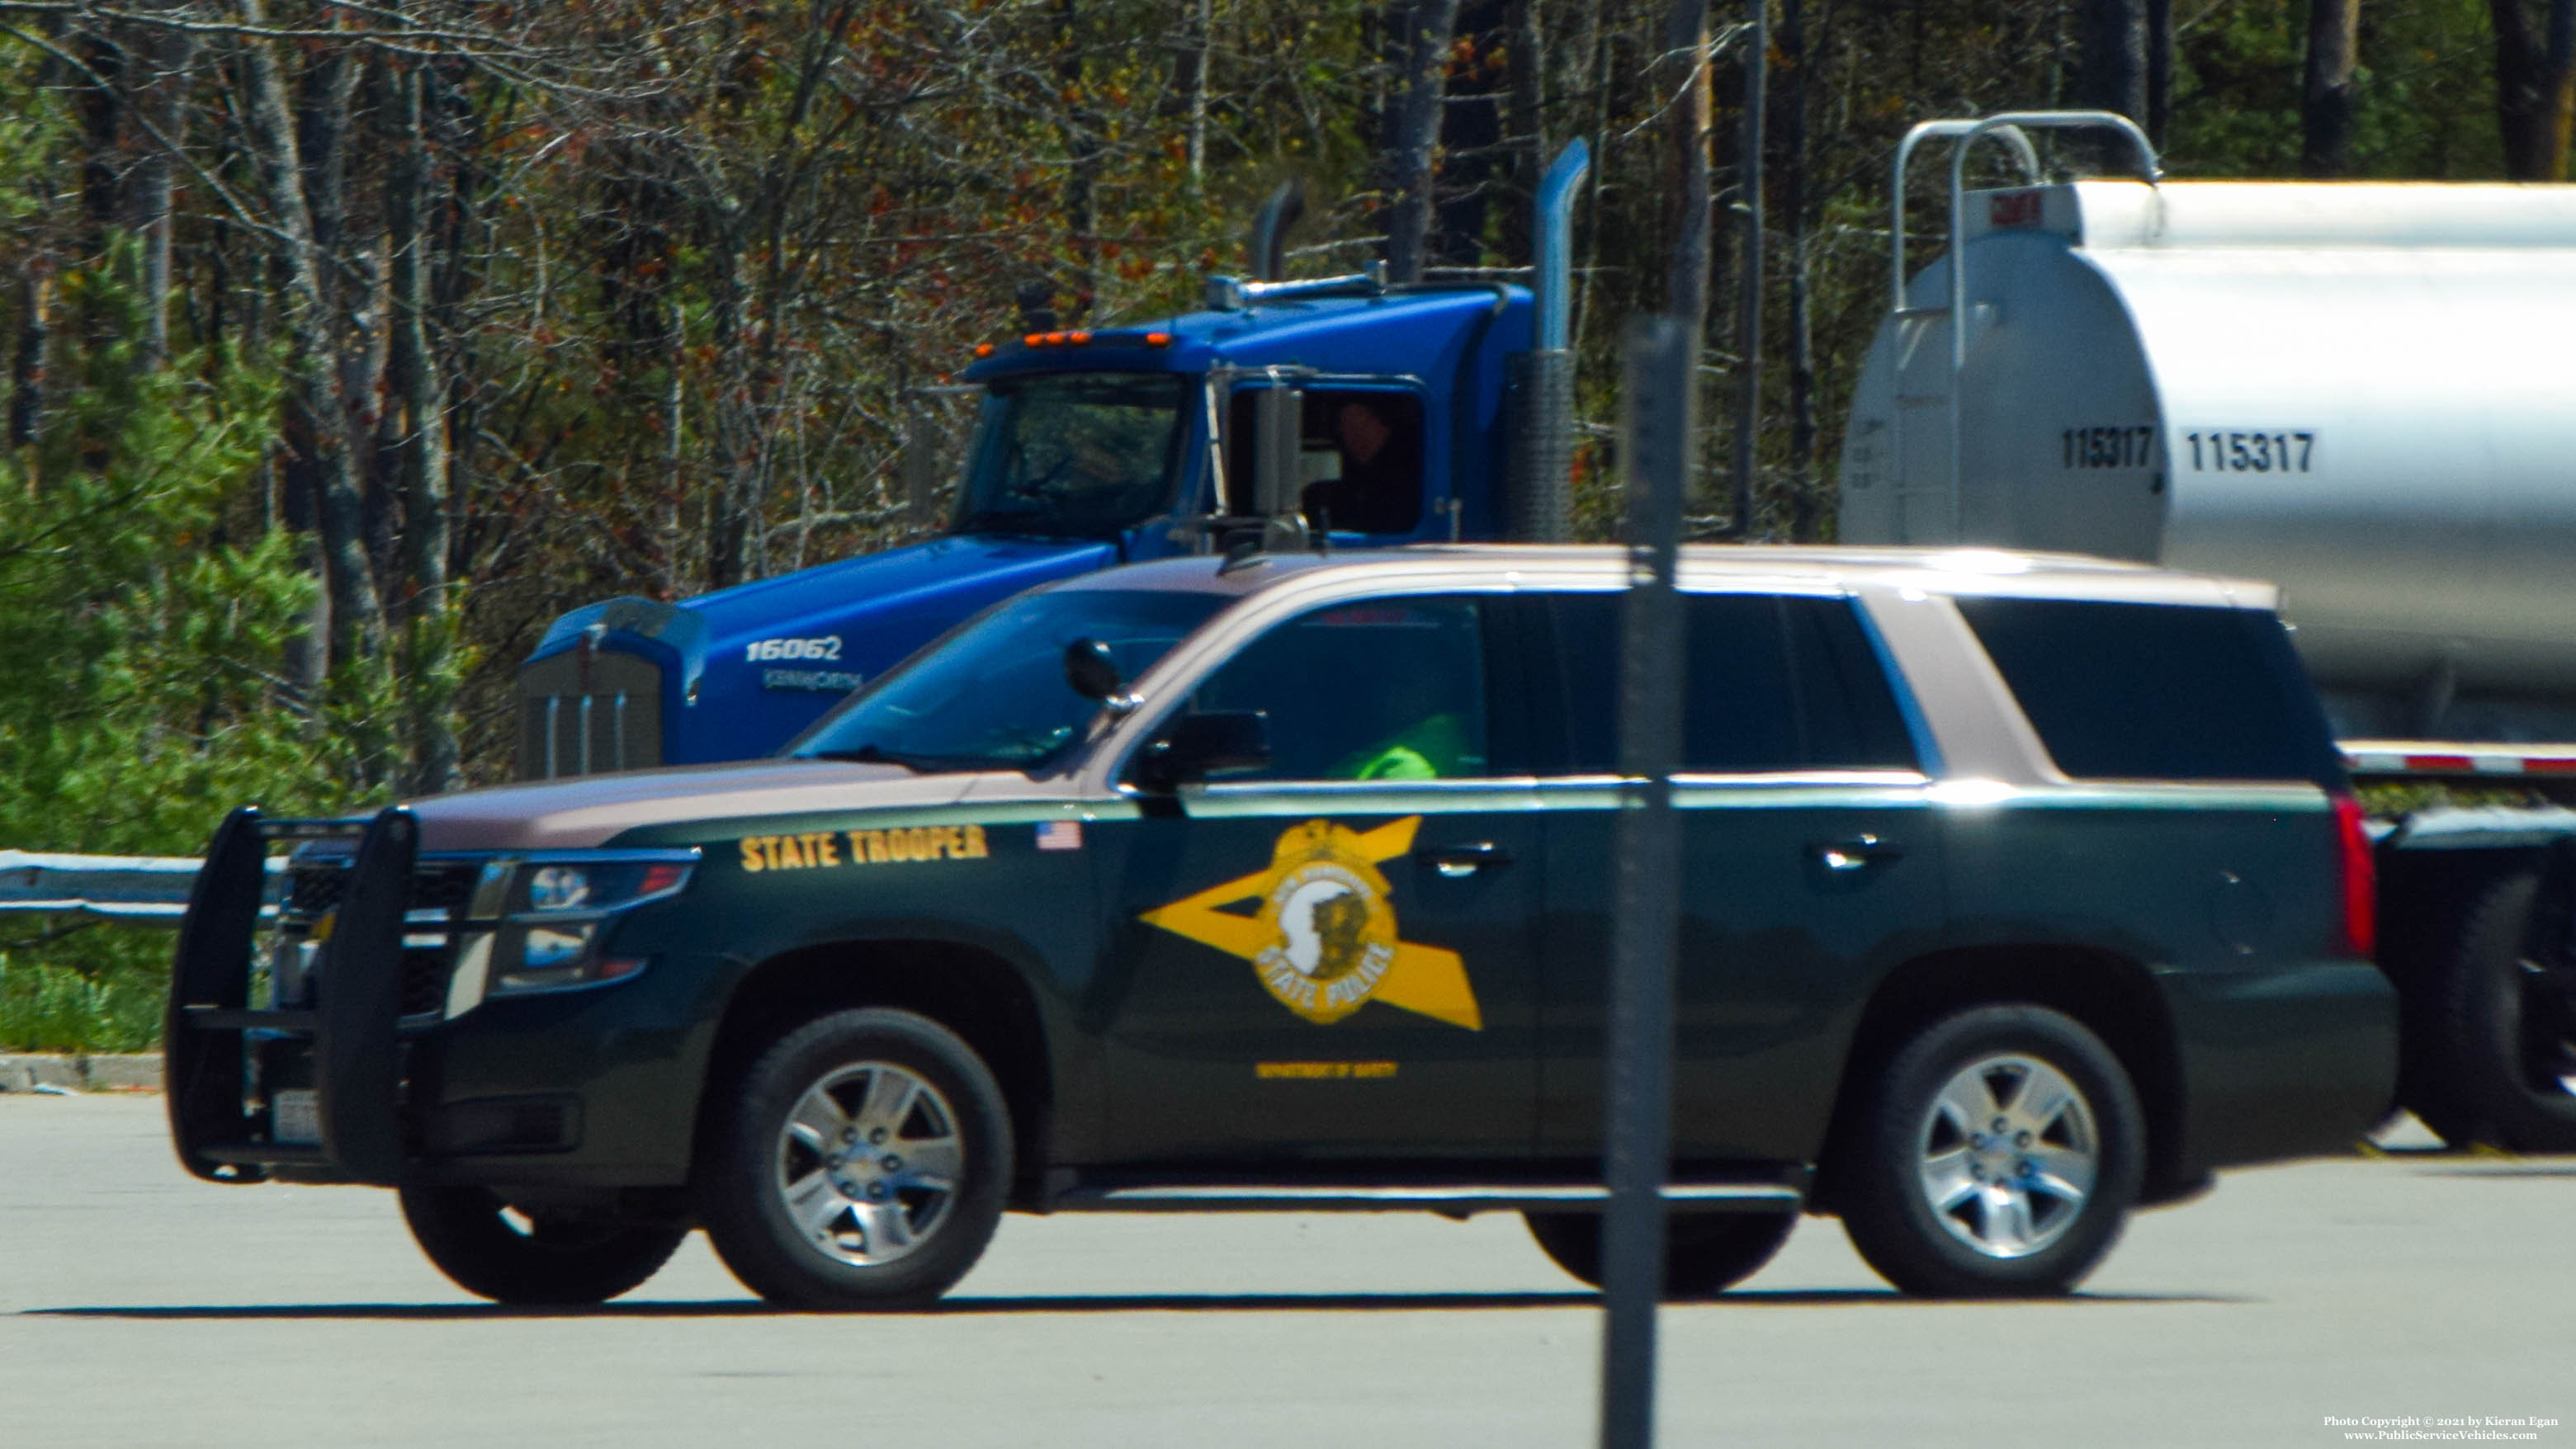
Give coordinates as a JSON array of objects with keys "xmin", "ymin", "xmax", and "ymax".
[{"xmin": 1, "ymin": 1093, "xmax": 2567, "ymax": 1448}]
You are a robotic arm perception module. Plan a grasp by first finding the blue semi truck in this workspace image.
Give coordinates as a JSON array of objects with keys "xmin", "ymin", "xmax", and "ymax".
[{"xmin": 516, "ymin": 148, "xmax": 1590, "ymax": 778}]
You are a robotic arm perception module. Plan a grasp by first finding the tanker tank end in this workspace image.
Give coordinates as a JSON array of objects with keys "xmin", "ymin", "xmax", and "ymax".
[{"xmin": 1840, "ymin": 112, "xmax": 2576, "ymax": 740}]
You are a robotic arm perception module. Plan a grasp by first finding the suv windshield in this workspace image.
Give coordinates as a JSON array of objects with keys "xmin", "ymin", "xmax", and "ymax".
[
  {"xmin": 791, "ymin": 588, "xmax": 1227, "ymax": 772},
  {"xmin": 954, "ymin": 373, "xmax": 1190, "ymax": 537}
]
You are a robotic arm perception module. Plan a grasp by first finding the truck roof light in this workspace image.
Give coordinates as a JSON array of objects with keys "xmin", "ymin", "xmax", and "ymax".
[
  {"xmin": 1144, "ymin": 332, "xmax": 1174, "ymax": 347},
  {"xmin": 973, "ymin": 342, "xmax": 995, "ymax": 359}
]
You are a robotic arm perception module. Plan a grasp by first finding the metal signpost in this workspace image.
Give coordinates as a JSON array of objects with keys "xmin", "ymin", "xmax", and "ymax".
[{"xmin": 1598, "ymin": 315, "xmax": 1691, "ymax": 1449}]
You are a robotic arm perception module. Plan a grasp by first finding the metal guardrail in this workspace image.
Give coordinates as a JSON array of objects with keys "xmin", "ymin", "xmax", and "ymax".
[{"xmin": 0, "ymin": 850, "xmax": 282, "ymax": 925}]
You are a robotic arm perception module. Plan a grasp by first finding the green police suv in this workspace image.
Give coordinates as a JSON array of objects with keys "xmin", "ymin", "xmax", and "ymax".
[{"xmin": 166, "ymin": 546, "xmax": 2395, "ymax": 1306}]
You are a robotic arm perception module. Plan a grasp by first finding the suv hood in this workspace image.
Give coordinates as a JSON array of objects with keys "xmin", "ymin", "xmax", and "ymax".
[{"xmin": 409, "ymin": 760, "xmax": 979, "ymax": 852}]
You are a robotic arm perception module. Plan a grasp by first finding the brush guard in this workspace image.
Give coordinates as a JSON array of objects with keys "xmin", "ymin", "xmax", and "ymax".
[{"xmin": 165, "ymin": 805, "xmax": 418, "ymax": 1186}]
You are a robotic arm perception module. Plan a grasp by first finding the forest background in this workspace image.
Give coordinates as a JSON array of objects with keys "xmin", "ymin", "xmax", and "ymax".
[{"xmin": 2, "ymin": 0, "xmax": 2569, "ymax": 1050}]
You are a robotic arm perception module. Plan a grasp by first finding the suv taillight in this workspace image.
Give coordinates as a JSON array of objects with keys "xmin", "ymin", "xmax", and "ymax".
[{"xmin": 2331, "ymin": 793, "xmax": 2376, "ymax": 959}]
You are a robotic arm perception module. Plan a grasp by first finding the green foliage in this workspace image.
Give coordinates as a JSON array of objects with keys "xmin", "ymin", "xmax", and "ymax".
[{"xmin": 0, "ymin": 257, "xmax": 357, "ymax": 1051}]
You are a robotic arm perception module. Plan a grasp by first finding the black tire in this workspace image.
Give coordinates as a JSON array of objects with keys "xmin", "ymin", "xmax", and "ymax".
[
  {"xmin": 1524, "ymin": 1211, "xmax": 1797, "ymax": 1299},
  {"xmin": 697, "ymin": 1008, "xmax": 1011, "ymax": 1310},
  {"xmin": 1836, "ymin": 1004, "xmax": 2144, "ymax": 1298},
  {"xmin": 399, "ymin": 1185, "xmax": 686, "ymax": 1305},
  {"xmin": 2411, "ymin": 866, "xmax": 2576, "ymax": 1154}
]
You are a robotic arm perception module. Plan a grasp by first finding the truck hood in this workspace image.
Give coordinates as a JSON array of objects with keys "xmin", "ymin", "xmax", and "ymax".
[
  {"xmin": 671, "ymin": 532, "xmax": 1118, "ymax": 649},
  {"xmin": 408, "ymin": 760, "xmax": 979, "ymax": 852}
]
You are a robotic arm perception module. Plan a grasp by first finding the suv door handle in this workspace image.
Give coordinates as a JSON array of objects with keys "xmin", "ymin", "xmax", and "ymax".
[
  {"xmin": 1416, "ymin": 842, "xmax": 1514, "ymax": 878},
  {"xmin": 1811, "ymin": 835, "xmax": 1903, "ymax": 872}
]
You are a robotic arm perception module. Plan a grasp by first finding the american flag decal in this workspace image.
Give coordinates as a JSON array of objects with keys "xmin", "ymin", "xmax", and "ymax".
[{"xmin": 1036, "ymin": 820, "xmax": 1083, "ymax": 852}]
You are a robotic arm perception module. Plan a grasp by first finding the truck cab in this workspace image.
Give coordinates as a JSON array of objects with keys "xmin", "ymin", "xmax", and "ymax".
[{"xmin": 512, "ymin": 135, "xmax": 1605, "ymax": 782}]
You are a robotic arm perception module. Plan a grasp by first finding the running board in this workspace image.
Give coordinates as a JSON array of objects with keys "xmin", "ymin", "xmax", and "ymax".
[{"xmin": 1046, "ymin": 1180, "xmax": 1804, "ymax": 1216}]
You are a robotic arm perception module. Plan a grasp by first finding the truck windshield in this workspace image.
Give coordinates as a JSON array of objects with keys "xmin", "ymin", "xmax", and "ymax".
[
  {"xmin": 791, "ymin": 588, "xmax": 1226, "ymax": 772},
  {"xmin": 953, "ymin": 373, "xmax": 1191, "ymax": 537}
]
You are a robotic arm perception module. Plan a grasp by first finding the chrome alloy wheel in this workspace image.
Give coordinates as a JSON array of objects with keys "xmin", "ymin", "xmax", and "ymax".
[
  {"xmin": 774, "ymin": 1062, "xmax": 965, "ymax": 1268},
  {"xmin": 1915, "ymin": 1053, "xmax": 2100, "ymax": 1259}
]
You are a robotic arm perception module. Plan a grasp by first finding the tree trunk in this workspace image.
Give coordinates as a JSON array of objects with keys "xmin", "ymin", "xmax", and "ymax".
[
  {"xmin": 236, "ymin": 2, "xmax": 385, "ymax": 687},
  {"xmin": 1057, "ymin": 0, "xmax": 1103, "ymax": 309},
  {"xmin": 2146, "ymin": 0, "xmax": 2174, "ymax": 146},
  {"xmin": 1435, "ymin": 0, "xmax": 1505, "ymax": 267},
  {"xmin": 388, "ymin": 63, "xmax": 458, "ymax": 795},
  {"xmin": 2072, "ymin": 0, "xmax": 2148, "ymax": 168},
  {"xmin": 1665, "ymin": 0, "xmax": 1714, "ymax": 347},
  {"xmin": 1501, "ymin": 0, "xmax": 1544, "ymax": 263},
  {"xmin": 1729, "ymin": 0, "xmax": 1765, "ymax": 537},
  {"xmin": 702, "ymin": 226, "xmax": 750, "ymax": 592},
  {"xmin": 2473, "ymin": 0, "xmax": 2555, "ymax": 178},
  {"xmin": 9, "ymin": 259, "xmax": 49, "ymax": 458},
  {"xmin": 1383, "ymin": 0, "xmax": 1463, "ymax": 283},
  {"xmin": 2303, "ymin": 0, "xmax": 2361, "ymax": 175},
  {"xmin": 1782, "ymin": 0, "xmax": 1819, "ymax": 542},
  {"xmin": 1179, "ymin": 0, "xmax": 1212, "ymax": 187},
  {"xmin": 122, "ymin": 7, "xmax": 194, "ymax": 366},
  {"xmin": 2551, "ymin": 0, "xmax": 2576, "ymax": 178}
]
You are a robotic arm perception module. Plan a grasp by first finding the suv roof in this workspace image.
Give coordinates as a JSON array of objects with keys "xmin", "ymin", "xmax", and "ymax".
[{"xmin": 1049, "ymin": 543, "xmax": 2281, "ymax": 612}]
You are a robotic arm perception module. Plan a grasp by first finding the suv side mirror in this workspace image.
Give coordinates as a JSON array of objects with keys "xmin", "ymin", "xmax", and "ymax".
[
  {"xmin": 1136, "ymin": 710, "xmax": 1270, "ymax": 792},
  {"xmin": 1063, "ymin": 639, "xmax": 1126, "ymax": 701}
]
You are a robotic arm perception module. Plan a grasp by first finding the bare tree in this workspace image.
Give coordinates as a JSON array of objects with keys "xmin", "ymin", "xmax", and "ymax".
[
  {"xmin": 1383, "ymin": 0, "xmax": 1462, "ymax": 283},
  {"xmin": 2304, "ymin": 0, "xmax": 2361, "ymax": 176},
  {"xmin": 2492, "ymin": 0, "xmax": 2576, "ymax": 178}
]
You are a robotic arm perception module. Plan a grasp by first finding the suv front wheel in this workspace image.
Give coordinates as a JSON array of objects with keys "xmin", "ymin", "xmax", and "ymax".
[
  {"xmin": 697, "ymin": 1008, "xmax": 1013, "ymax": 1310},
  {"xmin": 399, "ymin": 1186, "xmax": 686, "ymax": 1305},
  {"xmin": 1836, "ymin": 1004, "xmax": 2143, "ymax": 1298}
]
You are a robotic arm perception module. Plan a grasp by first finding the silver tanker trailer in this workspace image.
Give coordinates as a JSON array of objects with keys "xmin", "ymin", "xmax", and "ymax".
[{"xmin": 1841, "ymin": 111, "xmax": 2576, "ymax": 1152}]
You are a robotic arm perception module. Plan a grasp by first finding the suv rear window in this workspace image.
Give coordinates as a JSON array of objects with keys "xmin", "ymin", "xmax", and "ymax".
[{"xmin": 1952, "ymin": 597, "xmax": 2344, "ymax": 786}]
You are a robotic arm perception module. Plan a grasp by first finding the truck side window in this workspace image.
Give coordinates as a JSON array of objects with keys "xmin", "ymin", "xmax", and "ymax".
[
  {"xmin": 1222, "ymin": 389, "xmax": 1425, "ymax": 535},
  {"xmin": 1185, "ymin": 596, "xmax": 1491, "ymax": 781},
  {"xmin": 1535, "ymin": 592, "xmax": 1917, "ymax": 774}
]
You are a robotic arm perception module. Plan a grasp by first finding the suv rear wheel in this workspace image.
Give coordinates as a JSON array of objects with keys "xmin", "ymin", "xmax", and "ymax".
[
  {"xmin": 1836, "ymin": 1005, "xmax": 2143, "ymax": 1297},
  {"xmin": 399, "ymin": 1186, "xmax": 686, "ymax": 1305},
  {"xmin": 1523, "ymin": 1211, "xmax": 1796, "ymax": 1299},
  {"xmin": 697, "ymin": 1008, "xmax": 1011, "ymax": 1310}
]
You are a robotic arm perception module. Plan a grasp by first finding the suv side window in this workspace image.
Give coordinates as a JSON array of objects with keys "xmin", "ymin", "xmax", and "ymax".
[
  {"xmin": 1952, "ymin": 597, "xmax": 2344, "ymax": 786},
  {"xmin": 1185, "ymin": 596, "xmax": 1498, "ymax": 781},
  {"xmin": 1536, "ymin": 592, "xmax": 1917, "ymax": 774}
]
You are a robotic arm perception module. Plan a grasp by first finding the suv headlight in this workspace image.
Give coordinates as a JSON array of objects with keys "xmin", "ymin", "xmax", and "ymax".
[{"xmin": 456, "ymin": 851, "xmax": 697, "ymax": 1003}]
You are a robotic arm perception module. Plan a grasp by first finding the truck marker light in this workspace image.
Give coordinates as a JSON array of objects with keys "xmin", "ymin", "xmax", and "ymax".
[
  {"xmin": 1143, "ymin": 332, "xmax": 1173, "ymax": 347},
  {"xmin": 973, "ymin": 342, "xmax": 995, "ymax": 359},
  {"xmin": 1139, "ymin": 817, "xmax": 1482, "ymax": 1031}
]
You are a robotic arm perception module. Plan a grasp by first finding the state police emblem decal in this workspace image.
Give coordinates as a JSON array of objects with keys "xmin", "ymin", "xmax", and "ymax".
[
  {"xmin": 1251, "ymin": 821, "xmax": 1400, "ymax": 1023},
  {"xmin": 1140, "ymin": 816, "xmax": 1483, "ymax": 1031}
]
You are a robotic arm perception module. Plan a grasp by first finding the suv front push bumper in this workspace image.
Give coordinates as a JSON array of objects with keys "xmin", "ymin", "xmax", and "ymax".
[{"xmin": 166, "ymin": 806, "xmax": 417, "ymax": 1186}]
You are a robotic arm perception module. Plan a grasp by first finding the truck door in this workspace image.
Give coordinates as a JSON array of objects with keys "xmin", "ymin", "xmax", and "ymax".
[
  {"xmin": 1093, "ymin": 593, "xmax": 1540, "ymax": 1162},
  {"xmin": 1526, "ymin": 589, "xmax": 1941, "ymax": 1166}
]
